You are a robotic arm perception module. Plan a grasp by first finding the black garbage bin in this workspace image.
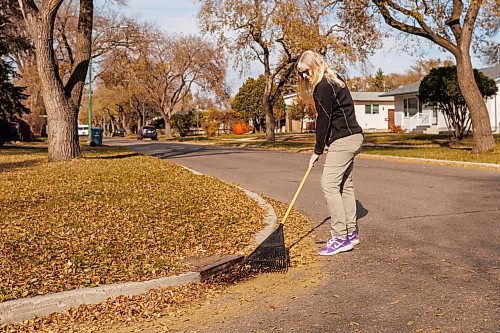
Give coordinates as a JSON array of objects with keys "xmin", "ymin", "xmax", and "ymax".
[{"xmin": 91, "ymin": 127, "xmax": 104, "ymax": 146}]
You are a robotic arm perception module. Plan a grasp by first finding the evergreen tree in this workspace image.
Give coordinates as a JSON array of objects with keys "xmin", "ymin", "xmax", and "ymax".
[
  {"xmin": 0, "ymin": 4, "xmax": 30, "ymax": 119},
  {"xmin": 232, "ymin": 75, "xmax": 284, "ymax": 132},
  {"xmin": 371, "ymin": 68, "xmax": 385, "ymax": 91}
]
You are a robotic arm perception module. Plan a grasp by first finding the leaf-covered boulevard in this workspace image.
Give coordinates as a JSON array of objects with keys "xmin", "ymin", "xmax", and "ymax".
[{"xmin": 0, "ymin": 147, "xmax": 265, "ymax": 302}]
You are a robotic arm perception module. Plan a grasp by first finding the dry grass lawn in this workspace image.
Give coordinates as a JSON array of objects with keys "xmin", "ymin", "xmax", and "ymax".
[{"xmin": 0, "ymin": 146, "xmax": 265, "ymax": 302}]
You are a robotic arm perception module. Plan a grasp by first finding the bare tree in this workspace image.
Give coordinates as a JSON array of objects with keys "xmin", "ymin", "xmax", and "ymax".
[
  {"xmin": 347, "ymin": 58, "xmax": 455, "ymax": 92},
  {"xmin": 137, "ymin": 34, "xmax": 227, "ymax": 138},
  {"xmin": 372, "ymin": 0, "xmax": 498, "ymax": 153}
]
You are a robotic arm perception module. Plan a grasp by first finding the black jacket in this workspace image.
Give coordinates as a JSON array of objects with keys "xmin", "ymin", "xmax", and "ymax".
[{"xmin": 313, "ymin": 76, "xmax": 362, "ymax": 155}]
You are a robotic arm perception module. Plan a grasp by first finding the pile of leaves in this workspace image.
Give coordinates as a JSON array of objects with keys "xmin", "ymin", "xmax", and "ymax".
[
  {"xmin": 1, "ymin": 189, "xmax": 318, "ymax": 333},
  {"xmin": 0, "ymin": 147, "xmax": 264, "ymax": 302}
]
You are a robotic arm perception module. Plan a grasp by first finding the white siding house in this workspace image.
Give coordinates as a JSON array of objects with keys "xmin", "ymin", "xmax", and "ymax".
[
  {"xmin": 350, "ymin": 92, "xmax": 395, "ymax": 132},
  {"xmin": 381, "ymin": 63, "xmax": 500, "ymax": 134},
  {"xmin": 283, "ymin": 91, "xmax": 395, "ymax": 133},
  {"xmin": 482, "ymin": 64, "xmax": 500, "ymax": 134}
]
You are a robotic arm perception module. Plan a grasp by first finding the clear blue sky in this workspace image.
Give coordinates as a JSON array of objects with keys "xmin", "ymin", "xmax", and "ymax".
[{"xmin": 119, "ymin": 0, "xmax": 488, "ymax": 93}]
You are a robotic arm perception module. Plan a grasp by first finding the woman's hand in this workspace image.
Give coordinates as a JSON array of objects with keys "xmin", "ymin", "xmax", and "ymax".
[{"xmin": 309, "ymin": 153, "xmax": 319, "ymax": 167}]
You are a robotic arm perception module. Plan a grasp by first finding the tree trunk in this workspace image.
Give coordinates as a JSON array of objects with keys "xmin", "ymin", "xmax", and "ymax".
[
  {"xmin": 163, "ymin": 113, "xmax": 172, "ymax": 138},
  {"xmin": 33, "ymin": 16, "xmax": 80, "ymax": 161},
  {"xmin": 263, "ymin": 78, "xmax": 275, "ymax": 141},
  {"xmin": 456, "ymin": 54, "xmax": 495, "ymax": 153},
  {"xmin": 67, "ymin": 0, "xmax": 93, "ymax": 151}
]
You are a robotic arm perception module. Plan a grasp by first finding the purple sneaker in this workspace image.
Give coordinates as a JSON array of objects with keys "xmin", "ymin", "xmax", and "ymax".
[
  {"xmin": 347, "ymin": 229, "xmax": 360, "ymax": 245},
  {"xmin": 318, "ymin": 237, "xmax": 353, "ymax": 256}
]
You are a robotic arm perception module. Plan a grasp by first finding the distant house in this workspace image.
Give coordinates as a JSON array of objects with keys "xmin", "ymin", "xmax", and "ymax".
[
  {"xmin": 350, "ymin": 92, "xmax": 395, "ymax": 132},
  {"xmin": 481, "ymin": 64, "xmax": 500, "ymax": 134},
  {"xmin": 283, "ymin": 91, "xmax": 395, "ymax": 133},
  {"xmin": 381, "ymin": 63, "xmax": 500, "ymax": 134},
  {"xmin": 283, "ymin": 93, "xmax": 315, "ymax": 132}
]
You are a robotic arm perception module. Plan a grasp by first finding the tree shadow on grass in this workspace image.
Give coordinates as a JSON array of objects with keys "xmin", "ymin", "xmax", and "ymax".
[
  {"xmin": 0, "ymin": 144, "xmax": 48, "ymax": 154},
  {"xmin": 0, "ymin": 146, "xmax": 47, "ymax": 172},
  {"xmin": 0, "ymin": 159, "xmax": 45, "ymax": 172},
  {"xmin": 84, "ymin": 152, "xmax": 141, "ymax": 160}
]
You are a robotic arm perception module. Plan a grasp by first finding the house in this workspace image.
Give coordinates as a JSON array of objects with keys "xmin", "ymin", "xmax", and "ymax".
[
  {"xmin": 381, "ymin": 63, "xmax": 500, "ymax": 134},
  {"xmin": 350, "ymin": 92, "xmax": 395, "ymax": 132},
  {"xmin": 283, "ymin": 91, "xmax": 395, "ymax": 133},
  {"xmin": 283, "ymin": 93, "xmax": 315, "ymax": 132},
  {"xmin": 481, "ymin": 64, "xmax": 500, "ymax": 134}
]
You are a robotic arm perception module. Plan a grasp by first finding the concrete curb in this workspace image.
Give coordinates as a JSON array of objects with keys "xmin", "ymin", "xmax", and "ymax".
[
  {"xmin": 0, "ymin": 166, "xmax": 277, "ymax": 325},
  {"xmin": 0, "ymin": 272, "xmax": 199, "ymax": 324},
  {"xmin": 359, "ymin": 153, "xmax": 500, "ymax": 170}
]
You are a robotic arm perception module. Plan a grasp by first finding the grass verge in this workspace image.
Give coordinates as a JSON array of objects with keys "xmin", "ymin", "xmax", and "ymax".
[
  {"xmin": 0, "ymin": 146, "xmax": 265, "ymax": 302},
  {"xmin": 1, "ymin": 194, "xmax": 318, "ymax": 332},
  {"xmin": 169, "ymin": 133, "xmax": 500, "ymax": 165}
]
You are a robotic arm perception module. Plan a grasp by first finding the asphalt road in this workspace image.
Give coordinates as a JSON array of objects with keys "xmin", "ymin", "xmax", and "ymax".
[{"xmin": 106, "ymin": 139, "xmax": 500, "ymax": 333}]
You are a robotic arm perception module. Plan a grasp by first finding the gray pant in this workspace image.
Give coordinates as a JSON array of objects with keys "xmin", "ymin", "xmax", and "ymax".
[{"xmin": 321, "ymin": 133, "xmax": 363, "ymax": 238}]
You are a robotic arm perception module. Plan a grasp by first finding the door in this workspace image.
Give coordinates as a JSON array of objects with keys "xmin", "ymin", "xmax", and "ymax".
[{"xmin": 388, "ymin": 109, "xmax": 395, "ymax": 129}]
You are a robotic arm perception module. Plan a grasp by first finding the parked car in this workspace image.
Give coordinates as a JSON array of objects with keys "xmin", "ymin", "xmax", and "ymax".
[
  {"xmin": 0, "ymin": 119, "xmax": 20, "ymax": 146},
  {"xmin": 112, "ymin": 128, "xmax": 125, "ymax": 137},
  {"xmin": 78, "ymin": 124, "xmax": 89, "ymax": 136},
  {"xmin": 137, "ymin": 126, "xmax": 158, "ymax": 140}
]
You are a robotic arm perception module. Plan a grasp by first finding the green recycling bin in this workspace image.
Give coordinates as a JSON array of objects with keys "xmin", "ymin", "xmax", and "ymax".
[{"xmin": 91, "ymin": 127, "xmax": 104, "ymax": 146}]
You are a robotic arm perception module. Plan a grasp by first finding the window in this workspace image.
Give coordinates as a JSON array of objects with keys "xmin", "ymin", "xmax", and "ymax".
[
  {"xmin": 365, "ymin": 104, "xmax": 380, "ymax": 114},
  {"xmin": 403, "ymin": 97, "xmax": 419, "ymax": 116}
]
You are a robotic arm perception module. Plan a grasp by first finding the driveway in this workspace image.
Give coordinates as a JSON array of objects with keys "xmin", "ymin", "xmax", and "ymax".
[{"xmin": 106, "ymin": 139, "xmax": 500, "ymax": 332}]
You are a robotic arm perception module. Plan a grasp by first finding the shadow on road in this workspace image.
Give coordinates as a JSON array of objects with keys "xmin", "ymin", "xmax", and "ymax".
[
  {"xmin": 112, "ymin": 141, "xmax": 258, "ymax": 160},
  {"xmin": 288, "ymin": 216, "xmax": 330, "ymax": 250},
  {"xmin": 356, "ymin": 200, "xmax": 369, "ymax": 220},
  {"xmin": 150, "ymin": 146, "xmax": 253, "ymax": 160}
]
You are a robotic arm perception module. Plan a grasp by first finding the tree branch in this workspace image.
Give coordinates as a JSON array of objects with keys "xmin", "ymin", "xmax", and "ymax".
[
  {"xmin": 373, "ymin": 0, "xmax": 460, "ymax": 56},
  {"xmin": 64, "ymin": 0, "xmax": 92, "ymax": 98},
  {"xmin": 17, "ymin": 0, "xmax": 39, "ymax": 21},
  {"xmin": 461, "ymin": 1, "xmax": 481, "ymax": 49},
  {"xmin": 40, "ymin": 0, "xmax": 64, "ymax": 19},
  {"xmin": 445, "ymin": 0, "xmax": 463, "ymax": 41}
]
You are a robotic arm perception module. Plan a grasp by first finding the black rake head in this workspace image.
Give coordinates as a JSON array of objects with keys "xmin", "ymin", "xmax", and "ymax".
[{"xmin": 245, "ymin": 224, "xmax": 290, "ymax": 273}]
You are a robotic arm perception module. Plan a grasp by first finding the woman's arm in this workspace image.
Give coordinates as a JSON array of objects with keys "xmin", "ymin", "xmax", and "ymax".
[{"xmin": 313, "ymin": 82, "xmax": 334, "ymax": 155}]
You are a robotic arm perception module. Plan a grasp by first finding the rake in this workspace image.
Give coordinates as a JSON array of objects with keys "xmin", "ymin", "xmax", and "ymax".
[{"xmin": 245, "ymin": 163, "xmax": 314, "ymax": 272}]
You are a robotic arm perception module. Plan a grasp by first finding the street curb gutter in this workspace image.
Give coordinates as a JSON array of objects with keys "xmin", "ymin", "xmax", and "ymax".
[
  {"xmin": 0, "ymin": 166, "xmax": 277, "ymax": 325},
  {"xmin": 359, "ymin": 153, "xmax": 500, "ymax": 170}
]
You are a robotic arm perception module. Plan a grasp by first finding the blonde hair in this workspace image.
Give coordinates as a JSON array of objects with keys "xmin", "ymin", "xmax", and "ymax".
[{"xmin": 296, "ymin": 50, "xmax": 345, "ymax": 102}]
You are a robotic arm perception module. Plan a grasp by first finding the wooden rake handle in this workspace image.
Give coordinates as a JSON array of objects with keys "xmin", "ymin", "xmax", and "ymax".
[{"xmin": 281, "ymin": 163, "xmax": 314, "ymax": 225}]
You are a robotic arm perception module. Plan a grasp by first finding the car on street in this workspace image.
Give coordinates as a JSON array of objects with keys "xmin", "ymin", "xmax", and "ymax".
[
  {"xmin": 0, "ymin": 119, "xmax": 20, "ymax": 146},
  {"xmin": 137, "ymin": 125, "xmax": 158, "ymax": 140},
  {"xmin": 112, "ymin": 128, "xmax": 125, "ymax": 137}
]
